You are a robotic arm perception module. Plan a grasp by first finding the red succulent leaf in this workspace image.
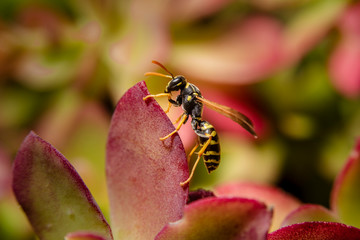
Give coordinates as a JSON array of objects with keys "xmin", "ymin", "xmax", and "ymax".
[
  {"xmin": 12, "ymin": 132, "xmax": 112, "ymax": 240},
  {"xmin": 215, "ymin": 182, "xmax": 301, "ymax": 232},
  {"xmin": 268, "ymin": 222, "xmax": 360, "ymax": 240},
  {"xmin": 155, "ymin": 197, "xmax": 272, "ymax": 240},
  {"xmin": 106, "ymin": 81, "xmax": 189, "ymax": 240},
  {"xmin": 65, "ymin": 231, "xmax": 107, "ymax": 240},
  {"xmin": 281, "ymin": 204, "xmax": 339, "ymax": 227}
]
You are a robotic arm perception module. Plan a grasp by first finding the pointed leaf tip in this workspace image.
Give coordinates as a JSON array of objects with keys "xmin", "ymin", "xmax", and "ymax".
[
  {"xmin": 13, "ymin": 131, "xmax": 112, "ymax": 240},
  {"xmin": 106, "ymin": 81, "xmax": 189, "ymax": 240},
  {"xmin": 155, "ymin": 197, "xmax": 272, "ymax": 240}
]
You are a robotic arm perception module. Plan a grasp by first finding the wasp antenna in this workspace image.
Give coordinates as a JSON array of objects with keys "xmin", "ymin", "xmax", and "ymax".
[
  {"xmin": 151, "ymin": 60, "xmax": 174, "ymax": 78},
  {"xmin": 144, "ymin": 72, "xmax": 173, "ymax": 79}
]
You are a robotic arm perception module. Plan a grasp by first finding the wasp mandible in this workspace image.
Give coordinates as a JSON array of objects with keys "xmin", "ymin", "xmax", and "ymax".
[{"xmin": 143, "ymin": 60, "xmax": 257, "ymax": 186}]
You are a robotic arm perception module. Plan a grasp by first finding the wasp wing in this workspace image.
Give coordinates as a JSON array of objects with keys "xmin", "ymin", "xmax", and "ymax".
[{"xmin": 196, "ymin": 96, "xmax": 258, "ymax": 138}]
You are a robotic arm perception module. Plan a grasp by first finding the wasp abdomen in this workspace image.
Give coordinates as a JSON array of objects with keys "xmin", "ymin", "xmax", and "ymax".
[{"xmin": 199, "ymin": 123, "xmax": 221, "ymax": 173}]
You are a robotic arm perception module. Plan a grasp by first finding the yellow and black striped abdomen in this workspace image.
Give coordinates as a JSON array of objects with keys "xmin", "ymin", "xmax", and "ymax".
[{"xmin": 199, "ymin": 124, "xmax": 220, "ymax": 174}]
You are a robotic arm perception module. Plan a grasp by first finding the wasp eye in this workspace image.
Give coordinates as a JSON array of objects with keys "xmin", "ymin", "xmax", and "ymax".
[
  {"xmin": 174, "ymin": 76, "xmax": 185, "ymax": 84},
  {"xmin": 178, "ymin": 76, "xmax": 185, "ymax": 82},
  {"xmin": 167, "ymin": 75, "xmax": 186, "ymax": 91}
]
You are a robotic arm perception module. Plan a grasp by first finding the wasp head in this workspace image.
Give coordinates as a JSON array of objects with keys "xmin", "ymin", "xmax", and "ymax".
[{"xmin": 165, "ymin": 75, "xmax": 187, "ymax": 93}]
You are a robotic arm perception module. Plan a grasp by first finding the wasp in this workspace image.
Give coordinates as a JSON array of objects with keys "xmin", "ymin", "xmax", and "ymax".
[{"xmin": 143, "ymin": 60, "xmax": 257, "ymax": 186}]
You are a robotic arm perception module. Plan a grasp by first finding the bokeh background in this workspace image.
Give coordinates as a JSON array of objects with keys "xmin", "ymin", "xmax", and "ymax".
[{"xmin": 1, "ymin": 0, "xmax": 359, "ymax": 239}]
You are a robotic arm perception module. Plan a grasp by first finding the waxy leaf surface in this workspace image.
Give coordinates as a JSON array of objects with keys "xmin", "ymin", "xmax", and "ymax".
[
  {"xmin": 106, "ymin": 81, "xmax": 188, "ymax": 240},
  {"xmin": 12, "ymin": 132, "xmax": 112, "ymax": 240},
  {"xmin": 268, "ymin": 222, "xmax": 360, "ymax": 240},
  {"xmin": 155, "ymin": 197, "xmax": 272, "ymax": 240},
  {"xmin": 331, "ymin": 139, "xmax": 360, "ymax": 228}
]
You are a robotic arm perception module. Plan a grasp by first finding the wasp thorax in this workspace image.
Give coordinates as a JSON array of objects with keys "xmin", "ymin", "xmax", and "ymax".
[{"xmin": 165, "ymin": 75, "xmax": 187, "ymax": 93}]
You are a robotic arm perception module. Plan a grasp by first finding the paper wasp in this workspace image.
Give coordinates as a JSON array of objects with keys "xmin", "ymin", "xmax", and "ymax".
[{"xmin": 143, "ymin": 60, "xmax": 257, "ymax": 186}]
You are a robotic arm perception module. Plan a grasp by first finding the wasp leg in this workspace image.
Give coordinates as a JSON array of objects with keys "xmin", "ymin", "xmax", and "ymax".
[
  {"xmin": 160, "ymin": 113, "xmax": 188, "ymax": 141},
  {"xmin": 164, "ymin": 101, "xmax": 172, "ymax": 113},
  {"xmin": 187, "ymin": 142, "xmax": 199, "ymax": 164},
  {"xmin": 173, "ymin": 113, "xmax": 184, "ymax": 124},
  {"xmin": 180, "ymin": 135, "xmax": 212, "ymax": 187},
  {"xmin": 143, "ymin": 93, "xmax": 171, "ymax": 101},
  {"xmin": 143, "ymin": 93, "xmax": 172, "ymax": 113}
]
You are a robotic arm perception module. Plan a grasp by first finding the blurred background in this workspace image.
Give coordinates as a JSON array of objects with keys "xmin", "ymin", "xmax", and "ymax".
[{"xmin": 0, "ymin": 0, "xmax": 359, "ymax": 239}]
